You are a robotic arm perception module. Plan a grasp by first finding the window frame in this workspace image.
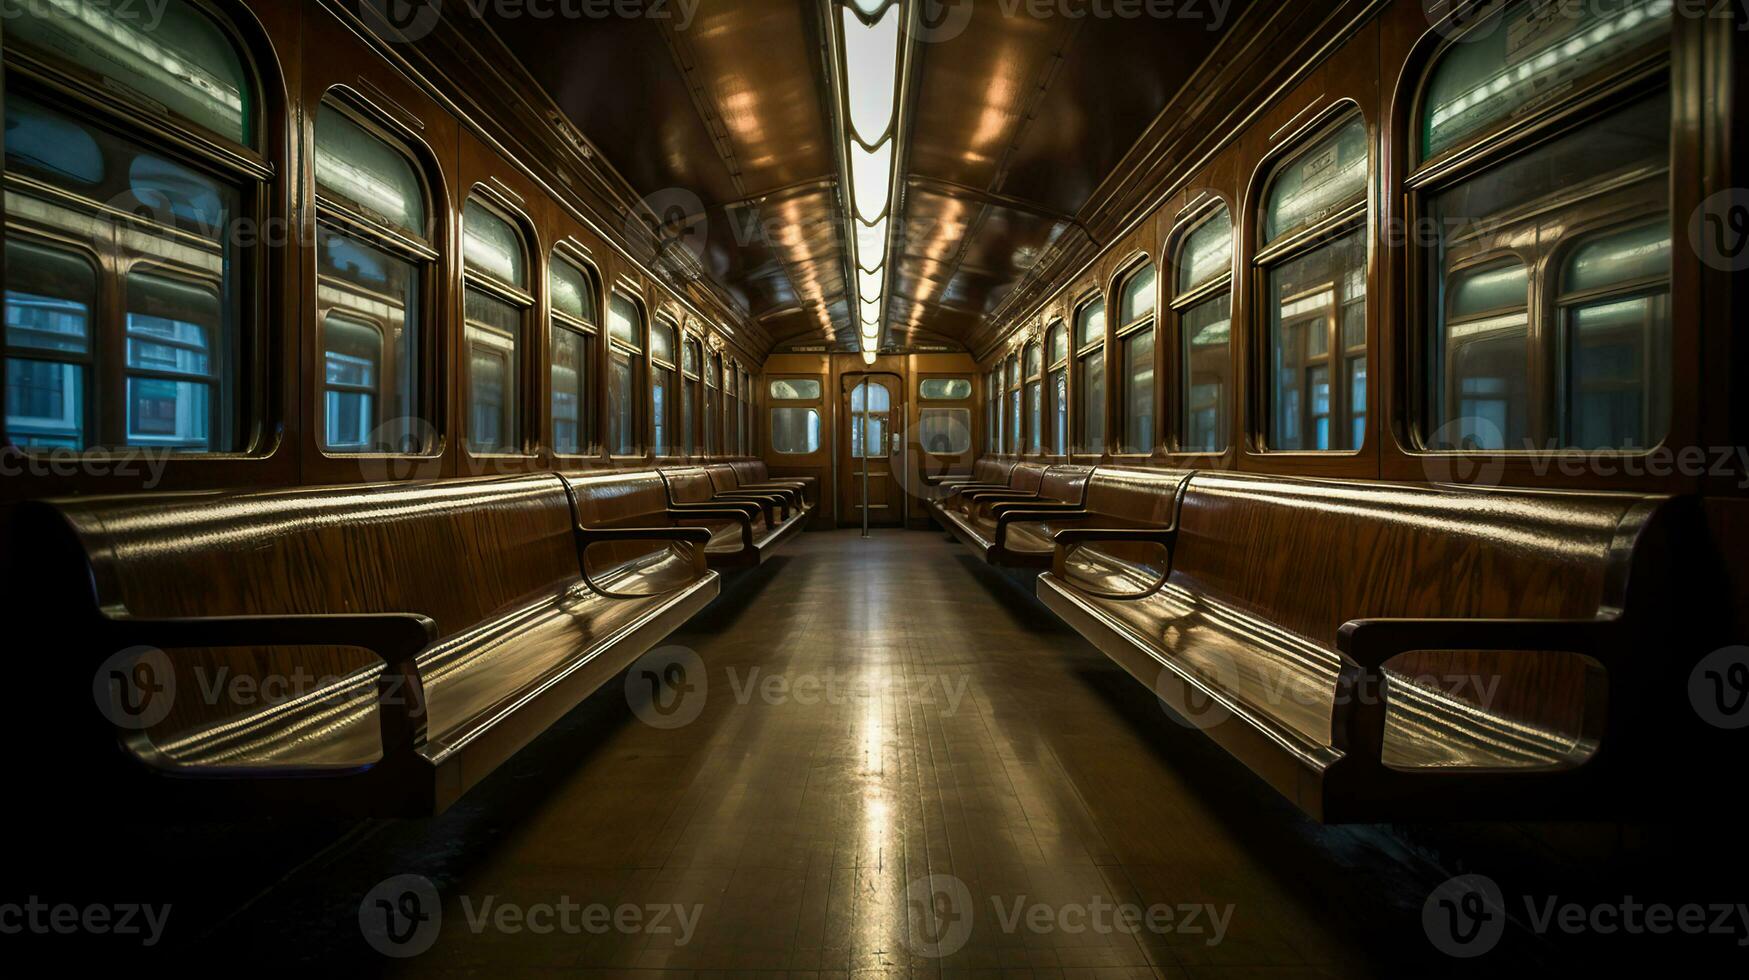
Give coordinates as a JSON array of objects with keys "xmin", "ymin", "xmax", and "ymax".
[
  {"xmin": 1167, "ymin": 197, "xmax": 1236, "ymax": 458},
  {"xmin": 649, "ymin": 312, "xmax": 680, "ymax": 457},
  {"xmin": 1044, "ymin": 319, "xmax": 1068, "ymax": 456},
  {"xmin": 1071, "ymin": 290, "xmax": 1107, "ymax": 456},
  {"xmin": 681, "ymin": 329, "xmax": 704, "ymax": 457},
  {"xmin": 1113, "ymin": 257, "xmax": 1158, "ymax": 456},
  {"xmin": 605, "ymin": 288, "xmax": 647, "ymax": 459},
  {"xmin": 547, "ymin": 244, "xmax": 601, "ymax": 459}
]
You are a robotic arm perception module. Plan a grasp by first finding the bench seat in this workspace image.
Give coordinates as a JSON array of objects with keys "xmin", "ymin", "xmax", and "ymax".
[
  {"xmin": 22, "ymin": 474, "xmax": 719, "ymax": 816},
  {"xmin": 1037, "ymin": 472, "xmax": 1674, "ymax": 822},
  {"xmin": 655, "ymin": 468, "xmax": 807, "ymax": 567},
  {"xmin": 937, "ymin": 465, "xmax": 1097, "ymax": 567}
]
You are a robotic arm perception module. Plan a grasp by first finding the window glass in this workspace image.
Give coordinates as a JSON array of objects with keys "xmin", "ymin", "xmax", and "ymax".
[
  {"xmin": 465, "ymin": 289, "xmax": 520, "ymax": 452},
  {"xmin": 1023, "ymin": 342, "xmax": 1041, "ymax": 378},
  {"xmin": 463, "ymin": 199, "xmax": 525, "ymax": 287},
  {"xmin": 552, "ymin": 324, "xmax": 590, "ymax": 455},
  {"xmin": 550, "ymin": 257, "xmax": 595, "ymax": 325},
  {"xmin": 770, "ymin": 408, "xmax": 821, "ymax": 454},
  {"xmin": 920, "ymin": 378, "xmax": 971, "ymax": 400},
  {"xmin": 1048, "ymin": 366, "xmax": 1067, "ymax": 455},
  {"xmin": 609, "ymin": 349, "xmax": 638, "ymax": 455},
  {"xmin": 315, "ymin": 108, "xmax": 426, "ymax": 237},
  {"xmin": 1046, "ymin": 321, "xmax": 1067, "ymax": 365},
  {"xmin": 682, "ymin": 337, "xmax": 700, "ymax": 375},
  {"xmin": 322, "ymin": 314, "xmax": 380, "ymax": 451},
  {"xmin": 771, "ymin": 378, "xmax": 822, "ymax": 400},
  {"xmin": 651, "ymin": 317, "xmax": 677, "ymax": 366},
  {"xmin": 1267, "ymin": 231, "xmax": 1366, "ymax": 450},
  {"xmin": 1180, "ymin": 292, "xmax": 1231, "ymax": 453},
  {"xmin": 1120, "ymin": 263, "xmax": 1156, "ymax": 326},
  {"xmin": 1122, "ymin": 327, "xmax": 1155, "ymax": 452},
  {"xmin": 921, "ymin": 407, "xmax": 971, "ymax": 455},
  {"xmin": 608, "ymin": 293, "xmax": 642, "ymax": 349},
  {"xmin": 1177, "ymin": 206, "xmax": 1233, "ymax": 295},
  {"xmin": 1079, "ymin": 348, "xmax": 1105, "ymax": 453},
  {"xmin": 682, "ymin": 378, "xmax": 696, "ymax": 455},
  {"xmin": 1264, "ymin": 114, "xmax": 1368, "ymax": 244},
  {"xmin": 653, "ymin": 364, "xmax": 672, "ymax": 455},
  {"xmin": 125, "ymin": 273, "xmax": 218, "ymax": 451},
  {"xmin": 1423, "ymin": 97, "xmax": 1669, "ymax": 452},
  {"xmin": 1005, "ymin": 356, "xmax": 1021, "ymax": 453},
  {"xmin": 4, "ymin": 239, "xmax": 93, "ymax": 449},
  {"xmin": 1026, "ymin": 380, "xmax": 1042, "ymax": 453},
  {"xmin": 6, "ymin": 0, "xmax": 255, "ymax": 146},
  {"xmin": 317, "ymin": 230, "xmax": 420, "ymax": 453},
  {"xmin": 1075, "ymin": 297, "xmax": 1105, "ymax": 350},
  {"xmin": 1422, "ymin": 0, "xmax": 1669, "ymax": 159}
]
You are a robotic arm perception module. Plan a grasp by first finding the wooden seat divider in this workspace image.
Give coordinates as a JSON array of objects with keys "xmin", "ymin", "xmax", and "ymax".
[
  {"xmin": 1036, "ymin": 471, "xmax": 1677, "ymax": 822},
  {"xmin": 16, "ymin": 473, "xmax": 719, "ymax": 817},
  {"xmin": 657, "ymin": 467, "xmax": 806, "ymax": 567}
]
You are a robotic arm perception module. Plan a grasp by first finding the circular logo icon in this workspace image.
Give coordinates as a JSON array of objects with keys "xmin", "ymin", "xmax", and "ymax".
[
  {"xmin": 1422, "ymin": 874, "xmax": 1506, "ymax": 958},
  {"xmin": 360, "ymin": 873, "xmax": 442, "ymax": 957},
  {"xmin": 1690, "ymin": 646, "xmax": 1749, "ymax": 730},
  {"xmin": 1423, "ymin": 0, "xmax": 1508, "ymax": 43},
  {"xmin": 1690, "ymin": 188, "xmax": 1749, "ymax": 273},
  {"xmin": 351, "ymin": 416, "xmax": 445, "ymax": 482},
  {"xmin": 363, "ymin": 0, "xmax": 445, "ymax": 43},
  {"xmin": 1421, "ymin": 416, "xmax": 1507, "ymax": 487},
  {"xmin": 628, "ymin": 188, "xmax": 709, "ymax": 264},
  {"xmin": 1157, "ymin": 652, "xmax": 1235, "ymax": 732},
  {"xmin": 626, "ymin": 645, "xmax": 708, "ymax": 729},
  {"xmin": 904, "ymin": 873, "xmax": 974, "ymax": 958},
  {"xmin": 909, "ymin": 0, "xmax": 975, "ymax": 44},
  {"xmin": 93, "ymin": 646, "xmax": 176, "ymax": 730}
]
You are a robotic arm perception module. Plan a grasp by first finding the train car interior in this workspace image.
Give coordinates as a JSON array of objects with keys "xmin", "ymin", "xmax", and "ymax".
[{"xmin": 3, "ymin": 0, "xmax": 1747, "ymax": 973}]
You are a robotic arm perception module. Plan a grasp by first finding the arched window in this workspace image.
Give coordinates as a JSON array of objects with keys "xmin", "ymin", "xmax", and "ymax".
[
  {"xmin": 681, "ymin": 333, "xmax": 703, "ymax": 456},
  {"xmin": 1417, "ymin": 0, "xmax": 1671, "ymax": 452},
  {"xmin": 606, "ymin": 292, "xmax": 645, "ymax": 456},
  {"xmin": 651, "ymin": 316, "xmax": 678, "ymax": 455},
  {"xmin": 550, "ymin": 253, "xmax": 598, "ymax": 455},
  {"xmin": 463, "ymin": 196, "xmax": 533, "ymax": 454},
  {"xmin": 1116, "ymin": 262, "xmax": 1157, "ymax": 453},
  {"xmin": 1172, "ymin": 205, "xmax": 1233, "ymax": 453},
  {"xmin": 1259, "ymin": 112, "xmax": 1369, "ymax": 452},
  {"xmin": 1073, "ymin": 296, "xmax": 1106, "ymax": 454},
  {"xmin": 1023, "ymin": 339, "xmax": 1043, "ymax": 454},
  {"xmin": 314, "ymin": 102, "xmax": 433, "ymax": 455},
  {"xmin": 1004, "ymin": 353, "xmax": 1021, "ymax": 454},
  {"xmin": 1044, "ymin": 320, "xmax": 1068, "ymax": 455},
  {"xmin": 4, "ymin": 0, "xmax": 263, "ymax": 454},
  {"xmin": 724, "ymin": 359, "xmax": 740, "ymax": 456},
  {"xmin": 985, "ymin": 367, "xmax": 999, "ymax": 451},
  {"xmin": 706, "ymin": 350, "xmax": 722, "ymax": 455}
]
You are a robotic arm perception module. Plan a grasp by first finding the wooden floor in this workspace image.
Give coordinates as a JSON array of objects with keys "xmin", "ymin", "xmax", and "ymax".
[{"xmin": 146, "ymin": 530, "xmax": 1570, "ymax": 973}]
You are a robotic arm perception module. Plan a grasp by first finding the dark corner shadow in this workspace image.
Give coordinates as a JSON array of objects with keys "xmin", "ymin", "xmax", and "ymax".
[{"xmin": 951, "ymin": 553, "xmax": 1073, "ymax": 634}]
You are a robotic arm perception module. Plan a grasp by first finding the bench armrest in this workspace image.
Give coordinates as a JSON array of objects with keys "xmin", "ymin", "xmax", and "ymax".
[
  {"xmin": 713, "ymin": 491, "xmax": 787, "ymax": 522},
  {"xmin": 573, "ymin": 525, "xmax": 713, "ymax": 597},
  {"xmin": 668, "ymin": 507, "xmax": 756, "ymax": 550},
  {"xmin": 1331, "ymin": 614, "xmax": 1621, "ymax": 768},
  {"xmin": 97, "ymin": 612, "xmax": 435, "ymax": 773},
  {"xmin": 670, "ymin": 500, "xmax": 761, "ymax": 521},
  {"xmin": 1048, "ymin": 527, "xmax": 1181, "ymax": 598},
  {"xmin": 994, "ymin": 508, "xmax": 1089, "ymax": 550},
  {"xmin": 989, "ymin": 501, "xmax": 1084, "ymax": 517}
]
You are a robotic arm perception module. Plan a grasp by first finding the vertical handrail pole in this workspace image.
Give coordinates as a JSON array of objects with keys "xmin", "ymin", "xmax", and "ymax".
[{"xmin": 861, "ymin": 382, "xmax": 871, "ymax": 538}]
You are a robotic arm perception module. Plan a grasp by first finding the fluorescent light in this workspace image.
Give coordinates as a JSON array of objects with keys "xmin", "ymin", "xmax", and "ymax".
[
  {"xmin": 861, "ymin": 349, "xmax": 878, "ymax": 365},
  {"xmin": 848, "ymin": 0, "xmax": 888, "ymax": 16},
  {"xmin": 859, "ymin": 267, "xmax": 884, "ymax": 301},
  {"xmin": 861, "ymin": 296, "xmax": 881, "ymax": 322},
  {"xmin": 842, "ymin": 5, "xmax": 899, "ymax": 144},
  {"xmin": 856, "ymin": 217, "xmax": 887, "ymax": 266},
  {"xmin": 851, "ymin": 138, "xmax": 892, "ymax": 222}
]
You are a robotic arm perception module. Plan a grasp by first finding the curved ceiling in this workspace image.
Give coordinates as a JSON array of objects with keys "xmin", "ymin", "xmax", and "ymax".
[{"xmin": 484, "ymin": 0, "xmax": 1255, "ymax": 352}]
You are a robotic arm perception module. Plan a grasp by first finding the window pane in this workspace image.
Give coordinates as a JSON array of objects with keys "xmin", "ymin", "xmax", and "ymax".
[
  {"xmin": 1079, "ymin": 348, "xmax": 1105, "ymax": 453},
  {"xmin": 6, "ymin": 239, "xmax": 94, "ymax": 354},
  {"xmin": 126, "ymin": 376, "xmax": 208, "ymax": 448},
  {"xmin": 919, "ymin": 378, "xmax": 971, "ymax": 400},
  {"xmin": 1023, "ymin": 343, "xmax": 1041, "ymax": 377},
  {"xmin": 126, "ymin": 273, "xmax": 219, "ymax": 451},
  {"xmin": 1180, "ymin": 292, "xmax": 1231, "ymax": 453},
  {"xmin": 465, "ymin": 288, "xmax": 520, "ymax": 452},
  {"xmin": 318, "ymin": 230, "xmax": 421, "ymax": 453},
  {"xmin": 7, "ymin": 0, "xmax": 254, "ymax": 146},
  {"xmin": 1265, "ymin": 114, "xmax": 1368, "ymax": 244},
  {"xmin": 1005, "ymin": 355, "xmax": 1019, "ymax": 387},
  {"xmin": 1026, "ymin": 381, "xmax": 1042, "ymax": 453},
  {"xmin": 652, "ymin": 366, "xmax": 672, "ymax": 455},
  {"xmin": 463, "ymin": 199, "xmax": 525, "ymax": 287},
  {"xmin": 552, "ymin": 325, "xmax": 590, "ymax": 455},
  {"xmin": 1076, "ymin": 298, "xmax": 1105, "ymax": 350},
  {"xmin": 771, "ymin": 378, "xmax": 822, "ymax": 400},
  {"xmin": 1422, "ymin": 0, "xmax": 1669, "ymax": 159},
  {"xmin": 682, "ymin": 381, "xmax": 696, "ymax": 455},
  {"xmin": 5, "ymin": 358, "xmax": 84, "ymax": 449},
  {"xmin": 1120, "ymin": 263, "xmax": 1156, "ymax": 326},
  {"xmin": 921, "ymin": 407, "xmax": 971, "ymax": 455},
  {"xmin": 1049, "ymin": 368, "xmax": 1067, "ymax": 455},
  {"xmin": 770, "ymin": 407, "xmax": 821, "ymax": 454},
  {"xmin": 1122, "ymin": 327, "xmax": 1155, "ymax": 452},
  {"xmin": 1423, "ymin": 97, "xmax": 1668, "ymax": 452},
  {"xmin": 323, "ymin": 315, "xmax": 378, "ymax": 452},
  {"xmin": 1177, "ymin": 206, "xmax": 1233, "ymax": 295},
  {"xmin": 1007, "ymin": 389, "xmax": 1021, "ymax": 453},
  {"xmin": 608, "ymin": 293, "xmax": 642, "ymax": 350},
  {"xmin": 1047, "ymin": 322, "xmax": 1067, "ymax": 365},
  {"xmin": 550, "ymin": 257, "xmax": 595, "ymax": 325},
  {"xmin": 683, "ymin": 338, "xmax": 700, "ymax": 376},
  {"xmin": 609, "ymin": 350, "xmax": 638, "ymax": 455},
  {"xmin": 316, "ymin": 106, "xmax": 426, "ymax": 238},
  {"xmin": 1268, "ymin": 230, "xmax": 1366, "ymax": 451},
  {"xmin": 651, "ymin": 318, "xmax": 677, "ymax": 366}
]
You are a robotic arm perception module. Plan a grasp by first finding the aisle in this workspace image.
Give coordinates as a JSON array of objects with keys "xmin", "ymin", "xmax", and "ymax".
[{"xmin": 228, "ymin": 530, "xmax": 1528, "ymax": 976}]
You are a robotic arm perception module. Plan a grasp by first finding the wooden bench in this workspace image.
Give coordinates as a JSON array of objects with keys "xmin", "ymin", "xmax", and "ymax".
[
  {"xmin": 922, "ymin": 456, "xmax": 1013, "ymax": 498},
  {"xmin": 1036, "ymin": 471, "xmax": 1676, "ymax": 822},
  {"xmin": 706, "ymin": 463, "xmax": 811, "ymax": 519},
  {"xmin": 936, "ymin": 465, "xmax": 1100, "ymax": 567},
  {"xmin": 657, "ymin": 467, "xmax": 807, "ymax": 567},
  {"xmin": 18, "ymin": 473, "xmax": 719, "ymax": 817},
  {"xmin": 729, "ymin": 460, "xmax": 819, "ymax": 510},
  {"xmin": 928, "ymin": 460, "xmax": 1049, "ymax": 530}
]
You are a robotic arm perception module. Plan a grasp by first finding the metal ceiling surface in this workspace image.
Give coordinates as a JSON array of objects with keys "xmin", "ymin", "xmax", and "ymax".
[{"xmin": 482, "ymin": 0, "xmax": 1250, "ymax": 352}]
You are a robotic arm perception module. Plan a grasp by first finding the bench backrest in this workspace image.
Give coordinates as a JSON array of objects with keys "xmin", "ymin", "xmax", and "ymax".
[
  {"xmin": 1038, "ymin": 466, "xmax": 1096, "ymax": 504},
  {"xmin": 1172, "ymin": 473, "xmax": 1658, "ymax": 647},
  {"xmin": 1007, "ymin": 462, "xmax": 1049, "ymax": 494},
  {"xmin": 706, "ymin": 463, "xmax": 744, "ymax": 495},
  {"xmin": 660, "ymin": 467, "xmax": 719, "ymax": 507},
  {"xmin": 1082, "ymin": 467, "xmax": 1193, "ymax": 526},
  {"xmin": 563, "ymin": 469, "xmax": 671, "ymax": 527},
  {"xmin": 971, "ymin": 458, "xmax": 1014, "ymax": 485}
]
